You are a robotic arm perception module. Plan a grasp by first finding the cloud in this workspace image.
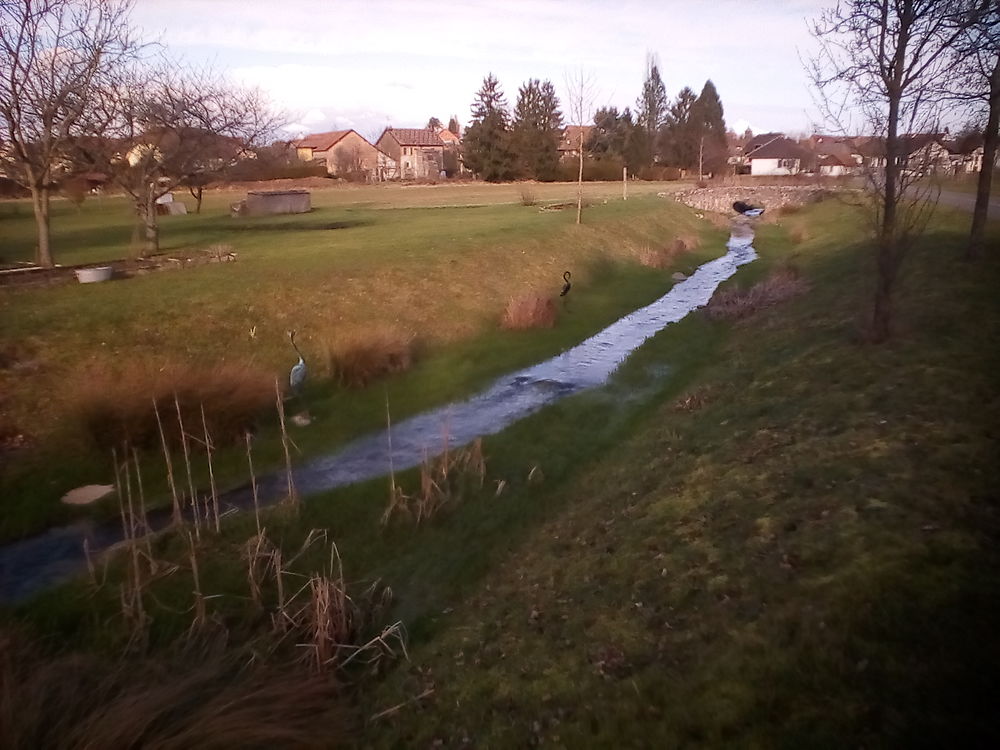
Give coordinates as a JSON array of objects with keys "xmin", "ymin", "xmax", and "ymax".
[{"xmin": 133, "ymin": 0, "xmax": 825, "ymax": 135}]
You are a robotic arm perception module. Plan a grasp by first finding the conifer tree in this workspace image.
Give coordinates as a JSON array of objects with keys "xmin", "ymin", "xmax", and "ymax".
[
  {"xmin": 635, "ymin": 54, "xmax": 667, "ymax": 164},
  {"xmin": 510, "ymin": 78, "xmax": 563, "ymax": 180},
  {"xmin": 463, "ymin": 74, "xmax": 515, "ymax": 182}
]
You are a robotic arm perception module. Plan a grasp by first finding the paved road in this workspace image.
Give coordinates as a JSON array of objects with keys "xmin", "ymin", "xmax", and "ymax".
[{"xmin": 937, "ymin": 190, "xmax": 1000, "ymax": 218}]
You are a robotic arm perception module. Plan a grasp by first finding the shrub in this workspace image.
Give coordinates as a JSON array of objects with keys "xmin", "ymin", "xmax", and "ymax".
[
  {"xmin": 706, "ymin": 266, "xmax": 809, "ymax": 321},
  {"xmin": 326, "ymin": 327, "xmax": 415, "ymax": 388},
  {"xmin": 71, "ymin": 362, "xmax": 273, "ymax": 451},
  {"xmin": 519, "ymin": 184, "xmax": 537, "ymax": 206},
  {"xmin": 500, "ymin": 294, "xmax": 557, "ymax": 330}
]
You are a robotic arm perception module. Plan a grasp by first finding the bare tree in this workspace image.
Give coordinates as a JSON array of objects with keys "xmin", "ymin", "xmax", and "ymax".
[
  {"xmin": 0, "ymin": 0, "xmax": 139, "ymax": 266},
  {"xmin": 949, "ymin": 2, "xmax": 1000, "ymax": 259},
  {"xmin": 78, "ymin": 64, "xmax": 278, "ymax": 255},
  {"xmin": 564, "ymin": 69, "xmax": 596, "ymax": 225},
  {"xmin": 809, "ymin": 0, "xmax": 971, "ymax": 341}
]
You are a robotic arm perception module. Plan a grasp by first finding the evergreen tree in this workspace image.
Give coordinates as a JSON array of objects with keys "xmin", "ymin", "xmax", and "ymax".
[
  {"xmin": 635, "ymin": 54, "xmax": 668, "ymax": 164},
  {"xmin": 426, "ymin": 116, "xmax": 443, "ymax": 130},
  {"xmin": 692, "ymin": 80, "xmax": 728, "ymax": 174},
  {"xmin": 463, "ymin": 73, "xmax": 515, "ymax": 182},
  {"xmin": 660, "ymin": 86, "xmax": 699, "ymax": 169},
  {"xmin": 511, "ymin": 78, "xmax": 563, "ymax": 180},
  {"xmin": 588, "ymin": 106, "xmax": 646, "ymax": 169},
  {"xmin": 448, "ymin": 115, "xmax": 460, "ymax": 136}
]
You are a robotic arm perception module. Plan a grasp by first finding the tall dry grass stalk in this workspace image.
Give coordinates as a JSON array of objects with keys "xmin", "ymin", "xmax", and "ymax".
[
  {"xmin": 274, "ymin": 379, "xmax": 298, "ymax": 508},
  {"xmin": 153, "ymin": 398, "xmax": 182, "ymax": 526},
  {"xmin": 175, "ymin": 393, "xmax": 201, "ymax": 539},
  {"xmin": 200, "ymin": 404, "xmax": 221, "ymax": 533},
  {"xmin": 381, "ymin": 425, "xmax": 488, "ymax": 526},
  {"xmin": 245, "ymin": 431, "xmax": 261, "ymax": 533}
]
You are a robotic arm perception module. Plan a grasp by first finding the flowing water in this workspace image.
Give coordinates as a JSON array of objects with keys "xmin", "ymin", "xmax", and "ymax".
[{"xmin": 0, "ymin": 222, "xmax": 758, "ymax": 603}]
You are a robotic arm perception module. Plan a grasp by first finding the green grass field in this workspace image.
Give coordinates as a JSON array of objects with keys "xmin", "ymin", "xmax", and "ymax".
[
  {"xmin": 2, "ymin": 186, "xmax": 998, "ymax": 747},
  {"xmin": 0, "ymin": 181, "xmax": 709, "ymax": 541}
]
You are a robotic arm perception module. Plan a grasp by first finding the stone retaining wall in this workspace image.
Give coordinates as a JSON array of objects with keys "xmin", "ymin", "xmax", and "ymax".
[{"xmin": 674, "ymin": 185, "xmax": 828, "ymax": 214}]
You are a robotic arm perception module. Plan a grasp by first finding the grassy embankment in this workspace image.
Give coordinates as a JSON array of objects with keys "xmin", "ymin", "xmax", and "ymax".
[
  {"xmin": 7, "ymin": 197, "xmax": 998, "ymax": 747},
  {"xmin": 358, "ymin": 200, "xmax": 1000, "ymax": 747},
  {"xmin": 0, "ymin": 182, "xmax": 711, "ymax": 541}
]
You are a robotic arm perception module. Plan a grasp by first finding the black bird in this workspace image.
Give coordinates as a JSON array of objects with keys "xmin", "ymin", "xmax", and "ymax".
[{"xmin": 560, "ymin": 270, "xmax": 572, "ymax": 297}]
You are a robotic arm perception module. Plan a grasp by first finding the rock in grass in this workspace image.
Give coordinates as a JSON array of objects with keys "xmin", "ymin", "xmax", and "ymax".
[
  {"xmin": 61, "ymin": 484, "xmax": 114, "ymax": 505},
  {"xmin": 671, "ymin": 272, "xmax": 687, "ymax": 282}
]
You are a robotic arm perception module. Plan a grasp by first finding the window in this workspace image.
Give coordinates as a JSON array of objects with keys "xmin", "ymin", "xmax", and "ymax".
[{"xmin": 778, "ymin": 158, "xmax": 797, "ymax": 170}]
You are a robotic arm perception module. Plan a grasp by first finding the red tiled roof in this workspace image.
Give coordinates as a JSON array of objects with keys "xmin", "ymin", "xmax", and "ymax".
[
  {"xmin": 384, "ymin": 128, "xmax": 444, "ymax": 147},
  {"xmin": 818, "ymin": 154, "xmax": 852, "ymax": 167},
  {"xmin": 438, "ymin": 129, "xmax": 461, "ymax": 144},
  {"xmin": 559, "ymin": 125, "xmax": 594, "ymax": 150},
  {"xmin": 294, "ymin": 130, "xmax": 351, "ymax": 152}
]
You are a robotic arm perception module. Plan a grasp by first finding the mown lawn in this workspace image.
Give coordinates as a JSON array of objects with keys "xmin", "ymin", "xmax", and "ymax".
[
  {"xmin": 0, "ymin": 182, "xmax": 712, "ymax": 542},
  {"xmin": 9, "ymin": 197, "xmax": 999, "ymax": 747}
]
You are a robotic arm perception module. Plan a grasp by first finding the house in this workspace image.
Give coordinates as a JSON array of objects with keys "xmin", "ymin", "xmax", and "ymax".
[
  {"xmin": 938, "ymin": 136, "xmax": 986, "ymax": 174},
  {"xmin": 437, "ymin": 128, "xmax": 461, "ymax": 147},
  {"xmin": 558, "ymin": 125, "xmax": 594, "ymax": 160},
  {"xmin": 745, "ymin": 135, "xmax": 810, "ymax": 176},
  {"xmin": 817, "ymin": 154, "xmax": 855, "ymax": 177},
  {"xmin": 810, "ymin": 134, "xmax": 863, "ymax": 175},
  {"xmin": 375, "ymin": 127, "xmax": 445, "ymax": 179},
  {"xmin": 293, "ymin": 129, "xmax": 395, "ymax": 181}
]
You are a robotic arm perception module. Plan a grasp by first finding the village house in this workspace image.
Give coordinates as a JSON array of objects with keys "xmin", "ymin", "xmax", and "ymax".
[
  {"xmin": 744, "ymin": 134, "xmax": 810, "ymax": 176},
  {"xmin": 375, "ymin": 127, "xmax": 445, "ymax": 179},
  {"xmin": 558, "ymin": 125, "xmax": 594, "ymax": 160},
  {"xmin": 294, "ymin": 129, "xmax": 395, "ymax": 181}
]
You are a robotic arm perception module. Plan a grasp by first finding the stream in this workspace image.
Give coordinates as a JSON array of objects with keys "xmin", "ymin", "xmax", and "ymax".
[{"xmin": 0, "ymin": 221, "xmax": 758, "ymax": 603}]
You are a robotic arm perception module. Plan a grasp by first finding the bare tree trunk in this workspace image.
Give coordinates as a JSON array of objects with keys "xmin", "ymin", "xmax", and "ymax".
[
  {"xmin": 873, "ymin": 76, "xmax": 902, "ymax": 343},
  {"xmin": 576, "ymin": 132, "xmax": 584, "ymax": 225},
  {"xmin": 189, "ymin": 185, "xmax": 204, "ymax": 214},
  {"xmin": 143, "ymin": 188, "xmax": 159, "ymax": 256},
  {"xmin": 29, "ymin": 184, "xmax": 54, "ymax": 267},
  {"xmin": 968, "ymin": 55, "xmax": 1000, "ymax": 261}
]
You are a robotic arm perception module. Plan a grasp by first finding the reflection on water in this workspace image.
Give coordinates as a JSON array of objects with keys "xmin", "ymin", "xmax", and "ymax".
[{"xmin": 0, "ymin": 224, "xmax": 757, "ymax": 602}]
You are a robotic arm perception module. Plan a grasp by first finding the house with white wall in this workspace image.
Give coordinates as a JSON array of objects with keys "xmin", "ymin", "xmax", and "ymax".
[{"xmin": 745, "ymin": 136, "xmax": 809, "ymax": 176}]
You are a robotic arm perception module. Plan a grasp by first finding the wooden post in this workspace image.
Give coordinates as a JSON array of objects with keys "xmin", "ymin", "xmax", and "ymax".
[
  {"xmin": 623, "ymin": 166, "xmax": 628, "ymax": 200},
  {"xmin": 698, "ymin": 136, "xmax": 704, "ymax": 181}
]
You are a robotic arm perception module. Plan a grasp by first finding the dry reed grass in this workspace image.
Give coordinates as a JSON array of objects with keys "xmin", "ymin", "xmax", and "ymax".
[
  {"xmin": 635, "ymin": 234, "xmax": 699, "ymax": 269},
  {"xmin": 518, "ymin": 185, "xmax": 537, "ymax": 206},
  {"xmin": 72, "ymin": 362, "xmax": 273, "ymax": 451},
  {"xmin": 500, "ymin": 294, "xmax": 557, "ymax": 330},
  {"xmin": 0, "ymin": 629, "xmax": 346, "ymax": 750},
  {"xmin": 706, "ymin": 266, "xmax": 810, "ymax": 321},
  {"xmin": 325, "ymin": 327, "xmax": 415, "ymax": 388},
  {"xmin": 382, "ymin": 437, "xmax": 486, "ymax": 526}
]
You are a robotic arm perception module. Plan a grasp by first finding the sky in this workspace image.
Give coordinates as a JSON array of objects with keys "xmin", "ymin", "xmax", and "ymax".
[{"xmin": 132, "ymin": 0, "xmax": 828, "ymax": 141}]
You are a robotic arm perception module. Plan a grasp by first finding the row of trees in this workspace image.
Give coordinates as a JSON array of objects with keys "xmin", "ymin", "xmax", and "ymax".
[
  {"xmin": 462, "ymin": 75, "xmax": 564, "ymax": 182},
  {"xmin": 0, "ymin": 0, "xmax": 277, "ymax": 266},
  {"xmin": 460, "ymin": 58, "xmax": 731, "ymax": 186}
]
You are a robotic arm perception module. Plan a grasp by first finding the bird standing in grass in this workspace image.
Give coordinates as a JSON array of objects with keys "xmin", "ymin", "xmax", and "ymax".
[
  {"xmin": 288, "ymin": 330, "xmax": 306, "ymax": 394},
  {"xmin": 560, "ymin": 270, "xmax": 572, "ymax": 297}
]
